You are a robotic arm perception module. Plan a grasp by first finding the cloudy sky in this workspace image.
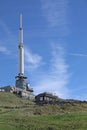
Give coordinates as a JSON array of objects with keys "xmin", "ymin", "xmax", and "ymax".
[{"xmin": 0, "ymin": 0, "xmax": 87, "ymax": 100}]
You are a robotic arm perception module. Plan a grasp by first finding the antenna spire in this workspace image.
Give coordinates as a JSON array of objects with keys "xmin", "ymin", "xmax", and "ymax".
[
  {"xmin": 20, "ymin": 14, "xmax": 22, "ymax": 29},
  {"xmin": 19, "ymin": 14, "xmax": 23, "ymax": 44}
]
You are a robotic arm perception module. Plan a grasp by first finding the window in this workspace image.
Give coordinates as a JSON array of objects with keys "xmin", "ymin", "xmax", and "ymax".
[{"xmin": 40, "ymin": 97, "xmax": 43, "ymax": 101}]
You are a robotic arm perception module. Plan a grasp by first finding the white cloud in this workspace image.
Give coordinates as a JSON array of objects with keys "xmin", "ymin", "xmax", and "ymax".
[
  {"xmin": 0, "ymin": 46, "xmax": 10, "ymax": 55},
  {"xmin": 24, "ymin": 47, "xmax": 43, "ymax": 71},
  {"xmin": 69, "ymin": 53, "xmax": 87, "ymax": 57},
  {"xmin": 41, "ymin": 0, "xmax": 69, "ymax": 35},
  {"xmin": 33, "ymin": 44, "xmax": 70, "ymax": 99}
]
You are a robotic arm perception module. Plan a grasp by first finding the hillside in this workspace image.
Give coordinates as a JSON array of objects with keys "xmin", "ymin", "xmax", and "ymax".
[
  {"xmin": 1, "ymin": 92, "xmax": 87, "ymax": 130},
  {"xmin": 0, "ymin": 92, "xmax": 34, "ymax": 107}
]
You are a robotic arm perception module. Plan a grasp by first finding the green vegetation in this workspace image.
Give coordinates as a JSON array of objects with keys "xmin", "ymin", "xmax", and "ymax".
[
  {"xmin": 0, "ymin": 92, "xmax": 34, "ymax": 107},
  {"xmin": 0, "ymin": 92, "xmax": 87, "ymax": 130}
]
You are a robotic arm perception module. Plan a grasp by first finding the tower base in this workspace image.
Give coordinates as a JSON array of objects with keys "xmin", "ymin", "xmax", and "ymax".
[{"xmin": 15, "ymin": 74, "xmax": 33, "ymax": 92}]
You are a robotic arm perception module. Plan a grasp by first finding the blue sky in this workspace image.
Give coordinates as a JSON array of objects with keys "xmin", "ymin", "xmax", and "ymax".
[{"xmin": 0, "ymin": 0, "xmax": 87, "ymax": 100}]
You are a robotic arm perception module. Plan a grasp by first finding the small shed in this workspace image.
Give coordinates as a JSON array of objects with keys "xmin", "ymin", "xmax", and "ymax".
[{"xmin": 35, "ymin": 92, "xmax": 58, "ymax": 104}]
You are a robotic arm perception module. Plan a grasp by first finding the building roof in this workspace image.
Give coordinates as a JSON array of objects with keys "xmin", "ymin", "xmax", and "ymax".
[{"xmin": 35, "ymin": 92, "xmax": 58, "ymax": 99}]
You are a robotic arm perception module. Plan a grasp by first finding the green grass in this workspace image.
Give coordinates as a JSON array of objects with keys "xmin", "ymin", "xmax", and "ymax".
[
  {"xmin": 1, "ymin": 111, "xmax": 87, "ymax": 130},
  {"xmin": 1, "ymin": 92, "xmax": 87, "ymax": 129},
  {"xmin": 0, "ymin": 92, "xmax": 35, "ymax": 107}
]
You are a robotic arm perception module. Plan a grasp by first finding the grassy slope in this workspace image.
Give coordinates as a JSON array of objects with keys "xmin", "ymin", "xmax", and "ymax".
[
  {"xmin": 0, "ymin": 92, "xmax": 87, "ymax": 130},
  {"xmin": 0, "ymin": 92, "xmax": 34, "ymax": 106}
]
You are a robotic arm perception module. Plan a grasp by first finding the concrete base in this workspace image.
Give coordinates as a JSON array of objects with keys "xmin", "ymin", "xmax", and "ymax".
[{"xmin": 13, "ymin": 87, "xmax": 35, "ymax": 100}]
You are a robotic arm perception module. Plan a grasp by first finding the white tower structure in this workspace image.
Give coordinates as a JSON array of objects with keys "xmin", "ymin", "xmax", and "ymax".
[
  {"xmin": 19, "ymin": 14, "xmax": 24, "ymax": 76},
  {"xmin": 15, "ymin": 14, "xmax": 33, "ymax": 93}
]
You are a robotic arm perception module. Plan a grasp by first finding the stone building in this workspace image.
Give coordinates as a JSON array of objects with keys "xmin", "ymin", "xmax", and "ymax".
[
  {"xmin": 0, "ymin": 86, "xmax": 13, "ymax": 92},
  {"xmin": 35, "ymin": 92, "xmax": 58, "ymax": 104}
]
